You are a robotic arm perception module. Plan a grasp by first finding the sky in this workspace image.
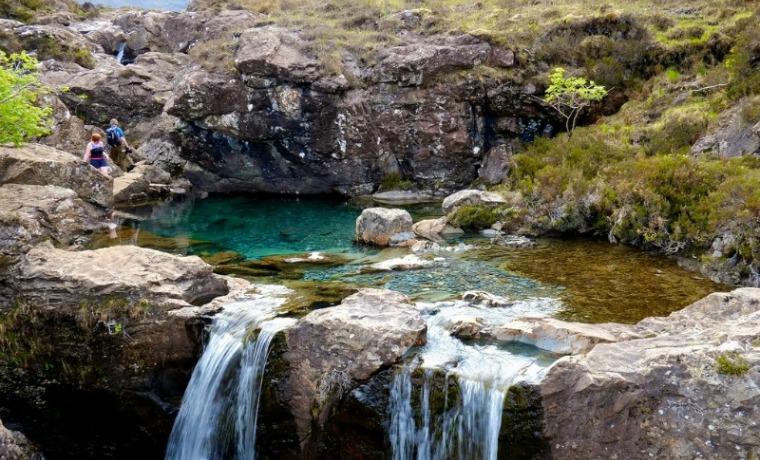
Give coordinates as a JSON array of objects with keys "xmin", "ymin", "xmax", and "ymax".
[{"xmin": 79, "ymin": 0, "xmax": 189, "ymax": 11}]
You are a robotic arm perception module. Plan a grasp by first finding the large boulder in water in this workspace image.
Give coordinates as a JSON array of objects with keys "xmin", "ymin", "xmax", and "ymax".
[
  {"xmin": 0, "ymin": 144, "xmax": 113, "ymax": 209},
  {"xmin": 540, "ymin": 288, "xmax": 760, "ymax": 459},
  {"xmin": 412, "ymin": 216, "xmax": 464, "ymax": 242},
  {"xmin": 265, "ymin": 289, "xmax": 426, "ymax": 452},
  {"xmin": 442, "ymin": 189, "xmax": 507, "ymax": 214},
  {"xmin": 355, "ymin": 207, "xmax": 413, "ymax": 247}
]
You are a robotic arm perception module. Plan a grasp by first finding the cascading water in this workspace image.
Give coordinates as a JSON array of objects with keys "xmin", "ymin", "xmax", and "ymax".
[
  {"xmin": 165, "ymin": 295, "xmax": 295, "ymax": 460},
  {"xmin": 389, "ymin": 369, "xmax": 508, "ymax": 460},
  {"xmin": 115, "ymin": 41, "xmax": 126, "ymax": 65},
  {"xmin": 389, "ymin": 297, "xmax": 560, "ymax": 460}
]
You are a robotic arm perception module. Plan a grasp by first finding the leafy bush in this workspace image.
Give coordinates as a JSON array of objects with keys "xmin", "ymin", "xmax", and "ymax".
[
  {"xmin": 448, "ymin": 205, "xmax": 499, "ymax": 230},
  {"xmin": 543, "ymin": 67, "xmax": 608, "ymax": 137},
  {"xmin": 0, "ymin": 51, "xmax": 54, "ymax": 145}
]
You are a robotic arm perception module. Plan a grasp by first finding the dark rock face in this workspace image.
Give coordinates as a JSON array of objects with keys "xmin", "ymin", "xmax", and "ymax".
[
  {"xmin": 0, "ymin": 417, "xmax": 43, "ymax": 460},
  {"xmin": 0, "ymin": 307, "xmax": 206, "ymax": 460},
  {"xmin": 17, "ymin": 11, "xmax": 556, "ymax": 196}
]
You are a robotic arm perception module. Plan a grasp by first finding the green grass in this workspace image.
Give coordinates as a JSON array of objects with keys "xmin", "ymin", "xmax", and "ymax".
[
  {"xmin": 185, "ymin": 0, "xmax": 755, "ymax": 83},
  {"xmin": 716, "ymin": 352, "xmax": 750, "ymax": 376}
]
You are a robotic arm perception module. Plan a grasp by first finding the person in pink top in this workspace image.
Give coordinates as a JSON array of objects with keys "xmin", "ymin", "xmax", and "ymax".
[{"xmin": 83, "ymin": 133, "xmax": 110, "ymax": 176}]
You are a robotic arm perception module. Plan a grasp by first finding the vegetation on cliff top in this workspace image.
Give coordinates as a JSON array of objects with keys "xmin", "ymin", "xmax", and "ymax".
[
  {"xmin": 497, "ymin": 9, "xmax": 760, "ymax": 284},
  {"xmin": 0, "ymin": 0, "xmax": 93, "ymax": 23}
]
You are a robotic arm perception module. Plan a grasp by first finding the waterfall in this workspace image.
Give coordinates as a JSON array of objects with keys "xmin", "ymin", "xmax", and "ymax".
[
  {"xmin": 115, "ymin": 41, "xmax": 126, "ymax": 65},
  {"xmin": 389, "ymin": 368, "xmax": 506, "ymax": 460},
  {"xmin": 165, "ymin": 298, "xmax": 294, "ymax": 460},
  {"xmin": 457, "ymin": 380, "xmax": 506, "ymax": 460}
]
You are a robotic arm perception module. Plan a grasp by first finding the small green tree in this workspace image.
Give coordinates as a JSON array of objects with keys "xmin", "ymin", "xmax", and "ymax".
[
  {"xmin": 543, "ymin": 67, "xmax": 608, "ymax": 138},
  {"xmin": 0, "ymin": 51, "xmax": 53, "ymax": 145}
]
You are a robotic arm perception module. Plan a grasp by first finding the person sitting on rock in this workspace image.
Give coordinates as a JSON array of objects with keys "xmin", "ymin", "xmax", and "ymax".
[
  {"xmin": 83, "ymin": 133, "xmax": 109, "ymax": 176},
  {"xmin": 105, "ymin": 118, "xmax": 133, "ymax": 171}
]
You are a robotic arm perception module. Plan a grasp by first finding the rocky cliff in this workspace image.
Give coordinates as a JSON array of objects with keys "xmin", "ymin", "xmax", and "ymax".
[{"xmin": 2, "ymin": 7, "xmax": 557, "ymax": 196}]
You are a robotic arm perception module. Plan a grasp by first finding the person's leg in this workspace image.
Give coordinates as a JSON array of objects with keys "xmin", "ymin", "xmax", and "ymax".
[{"xmin": 110, "ymin": 145, "xmax": 126, "ymax": 171}]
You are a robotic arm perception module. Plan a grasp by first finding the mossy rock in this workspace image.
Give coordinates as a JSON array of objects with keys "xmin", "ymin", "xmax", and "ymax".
[
  {"xmin": 499, "ymin": 382, "xmax": 551, "ymax": 460},
  {"xmin": 199, "ymin": 250, "xmax": 246, "ymax": 266},
  {"xmin": 278, "ymin": 279, "xmax": 360, "ymax": 315},
  {"xmin": 88, "ymin": 228, "xmax": 214, "ymax": 253},
  {"xmin": 409, "ymin": 368, "xmax": 460, "ymax": 423},
  {"xmin": 255, "ymin": 331, "xmax": 301, "ymax": 458},
  {"xmin": 215, "ymin": 252, "xmax": 351, "ymax": 281}
]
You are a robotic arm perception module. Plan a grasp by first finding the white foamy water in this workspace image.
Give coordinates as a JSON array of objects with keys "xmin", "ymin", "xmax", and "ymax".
[
  {"xmin": 165, "ymin": 299, "xmax": 295, "ymax": 460},
  {"xmin": 389, "ymin": 296, "xmax": 561, "ymax": 460}
]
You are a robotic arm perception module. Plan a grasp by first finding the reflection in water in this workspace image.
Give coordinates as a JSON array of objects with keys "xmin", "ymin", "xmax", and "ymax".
[{"xmin": 95, "ymin": 195, "xmax": 727, "ymax": 325}]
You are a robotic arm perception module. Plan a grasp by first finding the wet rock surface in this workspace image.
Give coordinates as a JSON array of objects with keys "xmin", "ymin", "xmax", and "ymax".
[{"xmin": 494, "ymin": 316, "xmax": 639, "ymax": 354}]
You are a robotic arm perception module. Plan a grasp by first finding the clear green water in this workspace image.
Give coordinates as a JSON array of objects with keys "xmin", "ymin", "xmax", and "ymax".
[
  {"xmin": 111, "ymin": 195, "xmax": 366, "ymax": 259},
  {"xmin": 97, "ymin": 195, "xmax": 729, "ymax": 324}
]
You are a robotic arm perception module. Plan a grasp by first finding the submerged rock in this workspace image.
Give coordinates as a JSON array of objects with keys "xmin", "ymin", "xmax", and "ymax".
[
  {"xmin": 490, "ymin": 234, "xmax": 537, "ymax": 248},
  {"xmin": 356, "ymin": 207, "xmax": 413, "ymax": 247}
]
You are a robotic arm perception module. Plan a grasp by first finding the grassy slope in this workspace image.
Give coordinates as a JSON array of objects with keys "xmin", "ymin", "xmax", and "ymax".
[{"xmin": 0, "ymin": 0, "xmax": 91, "ymax": 22}]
